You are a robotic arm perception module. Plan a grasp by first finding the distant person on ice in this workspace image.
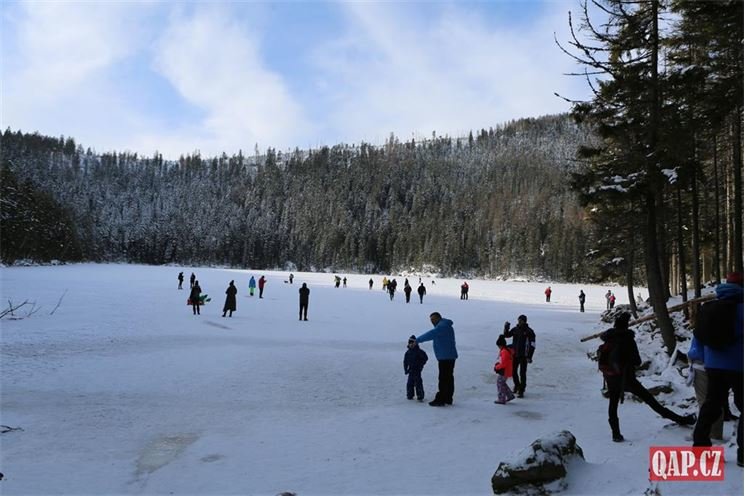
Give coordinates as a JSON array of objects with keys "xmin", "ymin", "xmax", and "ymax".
[
  {"xmin": 178, "ymin": 272, "xmax": 184, "ymax": 290},
  {"xmin": 248, "ymin": 276, "xmax": 256, "ymax": 296},
  {"xmin": 369, "ymin": 278, "xmax": 374, "ymax": 290},
  {"xmin": 382, "ymin": 277, "xmax": 389, "ymax": 291},
  {"xmin": 609, "ymin": 292, "xmax": 616, "ymax": 308},
  {"xmin": 579, "ymin": 290, "xmax": 586, "ymax": 313},
  {"xmin": 599, "ymin": 312, "xmax": 696, "ymax": 443},
  {"xmin": 494, "ymin": 335, "xmax": 515, "ymax": 404},
  {"xmin": 298, "ymin": 283, "xmax": 310, "ymax": 321},
  {"xmin": 190, "ymin": 272, "xmax": 196, "ymax": 289},
  {"xmin": 417, "ymin": 282, "xmax": 426, "ymax": 304},
  {"xmin": 605, "ymin": 290, "xmax": 612, "ymax": 310},
  {"xmin": 289, "ymin": 273, "xmax": 294, "ymax": 284},
  {"xmin": 404, "ymin": 282, "xmax": 412, "ymax": 303},
  {"xmin": 545, "ymin": 286, "xmax": 552, "ymax": 302},
  {"xmin": 404, "ymin": 335, "xmax": 428, "ymax": 401},
  {"xmin": 415, "ymin": 312, "xmax": 458, "ymax": 407},
  {"xmin": 222, "ymin": 280, "xmax": 237, "ymax": 317},
  {"xmin": 258, "ymin": 276, "xmax": 267, "ymax": 298},
  {"xmin": 460, "ymin": 282, "xmax": 469, "ymax": 300},
  {"xmin": 504, "ymin": 315, "xmax": 536, "ymax": 398},
  {"xmin": 388, "ymin": 279, "xmax": 397, "ymax": 301},
  {"xmin": 335, "ymin": 275, "xmax": 341, "ymax": 288},
  {"xmin": 343, "ymin": 277, "xmax": 347, "ymax": 288},
  {"xmin": 190, "ymin": 280, "xmax": 202, "ymax": 315}
]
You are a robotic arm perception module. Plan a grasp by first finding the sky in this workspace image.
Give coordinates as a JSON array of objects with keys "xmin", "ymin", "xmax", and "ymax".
[{"xmin": 1, "ymin": 1, "xmax": 595, "ymax": 159}]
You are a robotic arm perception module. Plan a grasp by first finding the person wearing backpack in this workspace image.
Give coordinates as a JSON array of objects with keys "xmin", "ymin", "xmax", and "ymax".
[
  {"xmin": 692, "ymin": 273, "xmax": 743, "ymax": 467},
  {"xmin": 599, "ymin": 312, "xmax": 696, "ymax": 443}
]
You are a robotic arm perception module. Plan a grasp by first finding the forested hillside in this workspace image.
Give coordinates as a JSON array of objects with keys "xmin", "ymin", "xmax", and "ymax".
[{"xmin": 0, "ymin": 115, "xmax": 597, "ymax": 280}]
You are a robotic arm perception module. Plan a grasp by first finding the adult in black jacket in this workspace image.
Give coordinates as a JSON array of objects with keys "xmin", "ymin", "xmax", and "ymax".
[
  {"xmin": 417, "ymin": 283, "xmax": 426, "ymax": 304},
  {"xmin": 299, "ymin": 283, "xmax": 310, "ymax": 321},
  {"xmin": 578, "ymin": 290, "xmax": 586, "ymax": 313},
  {"xmin": 601, "ymin": 312, "xmax": 696, "ymax": 442},
  {"xmin": 190, "ymin": 281, "xmax": 202, "ymax": 315},
  {"xmin": 404, "ymin": 284, "xmax": 412, "ymax": 303},
  {"xmin": 190, "ymin": 272, "xmax": 196, "ymax": 289},
  {"xmin": 222, "ymin": 280, "xmax": 237, "ymax": 317},
  {"xmin": 178, "ymin": 272, "xmax": 184, "ymax": 290},
  {"xmin": 504, "ymin": 315, "xmax": 536, "ymax": 398}
]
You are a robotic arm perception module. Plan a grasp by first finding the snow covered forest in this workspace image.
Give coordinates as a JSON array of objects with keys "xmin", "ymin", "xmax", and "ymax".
[{"xmin": 0, "ymin": 115, "xmax": 597, "ymax": 280}]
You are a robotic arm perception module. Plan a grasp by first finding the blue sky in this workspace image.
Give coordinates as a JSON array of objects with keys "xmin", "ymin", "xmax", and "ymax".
[{"xmin": 1, "ymin": 1, "xmax": 593, "ymax": 159}]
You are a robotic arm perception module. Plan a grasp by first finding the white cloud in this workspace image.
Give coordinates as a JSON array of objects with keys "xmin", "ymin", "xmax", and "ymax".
[{"xmin": 148, "ymin": 7, "xmax": 309, "ymax": 156}]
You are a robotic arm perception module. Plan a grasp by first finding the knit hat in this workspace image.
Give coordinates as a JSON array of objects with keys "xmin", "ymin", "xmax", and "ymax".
[
  {"xmin": 726, "ymin": 272, "xmax": 743, "ymax": 287},
  {"xmin": 518, "ymin": 314, "xmax": 527, "ymax": 322},
  {"xmin": 408, "ymin": 335, "xmax": 417, "ymax": 343}
]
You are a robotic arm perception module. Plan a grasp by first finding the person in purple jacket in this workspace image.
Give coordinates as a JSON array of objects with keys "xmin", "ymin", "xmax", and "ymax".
[{"xmin": 416, "ymin": 312, "xmax": 458, "ymax": 407}]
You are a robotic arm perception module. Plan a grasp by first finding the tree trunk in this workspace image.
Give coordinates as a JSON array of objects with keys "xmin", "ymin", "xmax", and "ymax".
[
  {"xmin": 732, "ymin": 110, "xmax": 743, "ymax": 273},
  {"xmin": 691, "ymin": 144, "xmax": 702, "ymax": 297},
  {"xmin": 676, "ymin": 182, "xmax": 688, "ymax": 302},
  {"xmin": 713, "ymin": 135, "xmax": 722, "ymax": 282}
]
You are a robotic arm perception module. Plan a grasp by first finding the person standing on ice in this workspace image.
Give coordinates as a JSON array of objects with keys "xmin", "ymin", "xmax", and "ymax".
[
  {"xmin": 605, "ymin": 290, "xmax": 612, "ymax": 309},
  {"xmin": 388, "ymin": 279, "xmax": 397, "ymax": 300},
  {"xmin": 248, "ymin": 276, "xmax": 256, "ymax": 296},
  {"xmin": 178, "ymin": 272, "xmax": 184, "ymax": 290},
  {"xmin": 417, "ymin": 282, "xmax": 426, "ymax": 304},
  {"xmin": 609, "ymin": 292, "xmax": 616, "ymax": 308},
  {"xmin": 289, "ymin": 273, "xmax": 294, "ymax": 284},
  {"xmin": 222, "ymin": 280, "xmax": 237, "ymax": 317},
  {"xmin": 494, "ymin": 335, "xmax": 515, "ymax": 404},
  {"xmin": 600, "ymin": 312, "xmax": 696, "ymax": 443},
  {"xmin": 189, "ymin": 280, "xmax": 202, "ymax": 315},
  {"xmin": 404, "ymin": 282, "xmax": 412, "ymax": 303},
  {"xmin": 404, "ymin": 335, "xmax": 428, "ymax": 401},
  {"xmin": 460, "ymin": 282, "xmax": 469, "ymax": 300},
  {"xmin": 415, "ymin": 312, "xmax": 458, "ymax": 407},
  {"xmin": 343, "ymin": 277, "xmax": 347, "ymax": 288},
  {"xmin": 190, "ymin": 272, "xmax": 196, "ymax": 289},
  {"xmin": 258, "ymin": 276, "xmax": 267, "ymax": 298},
  {"xmin": 368, "ymin": 278, "xmax": 374, "ymax": 290},
  {"xmin": 504, "ymin": 315, "xmax": 536, "ymax": 398},
  {"xmin": 578, "ymin": 290, "xmax": 586, "ymax": 313},
  {"xmin": 298, "ymin": 283, "xmax": 310, "ymax": 321},
  {"xmin": 544, "ymin": 286, "xmax": 552, "ymax": 302}
]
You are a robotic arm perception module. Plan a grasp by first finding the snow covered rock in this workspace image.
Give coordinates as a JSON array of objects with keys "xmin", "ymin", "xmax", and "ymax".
[{"xmin": 491, "ymin": 431, "xmax": 585, "ymax": 495}]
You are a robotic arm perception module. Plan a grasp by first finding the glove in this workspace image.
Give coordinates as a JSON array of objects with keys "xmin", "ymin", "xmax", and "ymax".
[
  {"xmin": 527, "ymin": 358, "xmax": 533, "ymax": 364},
  {"xmin": 496, "ymin": 369, "xmax": 504, "ymax": 376}
]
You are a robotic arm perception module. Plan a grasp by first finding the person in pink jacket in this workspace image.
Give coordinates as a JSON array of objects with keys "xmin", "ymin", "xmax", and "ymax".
[{"xmin": 494, "ymin": 335, "xmax": 515, "ymax": 404}]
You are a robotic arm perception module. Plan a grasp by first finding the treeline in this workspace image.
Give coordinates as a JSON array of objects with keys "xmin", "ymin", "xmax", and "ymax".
[
  {"xmin": 562, "ymin": 0, "xmax": 743, "ymax": 353},
  {"xmin": 0, "ymin": 115, "xmax": 597, "ymax": 279}
]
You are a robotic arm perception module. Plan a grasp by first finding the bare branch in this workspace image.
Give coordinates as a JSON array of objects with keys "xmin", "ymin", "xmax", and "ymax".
[
  {"xmin": 50, "ymin": 289, "xmax": 68, "ymax": 315},
  {"xmin": 0, "ymin": 300, "xmax": 30, "ymax": 319}
]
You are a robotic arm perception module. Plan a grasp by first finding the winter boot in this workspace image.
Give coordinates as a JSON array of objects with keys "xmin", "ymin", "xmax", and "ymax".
[{"xmin": 609, "ymin": 418, "xmax": 624, "ymax": 442}]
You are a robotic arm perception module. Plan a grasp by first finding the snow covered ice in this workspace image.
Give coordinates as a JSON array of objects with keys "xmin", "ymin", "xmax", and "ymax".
[{"xmin": 1, "ymin": 264, "xmax": 742, "ymax": 495}]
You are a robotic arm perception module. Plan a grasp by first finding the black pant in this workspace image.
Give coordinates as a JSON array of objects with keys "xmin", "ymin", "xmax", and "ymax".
[
  {"xmin": 606, "ymin": 374, "xmax": 689, "ymax": 424},
  {"xmin": 259, "ymin": 287, "xmax": 264, "ymax": 298},
  {"xmin": 407, "ymin": 370, "xmax": 424, "ymax": 400},
  {"xmin": 580, "ymin": 302, "xmax": 584, "ymax": 312},
  {"xmin": 512, "ymin": 357, "xmax": 528, "ymax": 393},
  {"xmin": 299, "ymin": 302, "xmax": 308, "ymax": 320},
  {"xmin": 405, "ymin": 293, "xmax": 411, "ymax": 303},
  {"xmin": 419, "ymin": 294, "xmax": 424, "ymax": 304},
  {"xmin": 434, "ymin": 360, "xmax": 456, "ymax": 403},
  {"xmin": 693, "ymin": 368, "xmax": 743, "ymax": 462},
  {"xmin": 192, "ymin": 303, "xmax": 200, "ymax": 315}
]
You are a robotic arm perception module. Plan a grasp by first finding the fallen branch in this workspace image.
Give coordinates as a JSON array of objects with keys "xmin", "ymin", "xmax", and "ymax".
[
  {"xmin": 580, "ymin": 293, "xmax": 716, "ymax": 342},
  {"xmin": 0, "ymin": 299, "xmax": 30, "ymax": 319},
  {"xmin": 50, "ymin": 289, "xmax": 68, "ymax": 315}
]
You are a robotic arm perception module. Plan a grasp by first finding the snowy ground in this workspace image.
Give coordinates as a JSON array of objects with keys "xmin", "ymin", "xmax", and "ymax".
[{"xmin": 0, "ymin": 264, "xmax": 742, "ymax": 495}]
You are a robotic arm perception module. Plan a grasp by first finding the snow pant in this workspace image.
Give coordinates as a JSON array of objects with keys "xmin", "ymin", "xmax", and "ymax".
[
  {"xmin": 419, "ymin": 294, "xmax": 424, "ymax": 304},
  {"xmin": 389, "ymin": 291, "xmax": 394, "ymax": 301},
  {"xmin": 407, "ymin": 371, "xmax": 424, "ymax": 400},
  {"xmin": 693, "ymin": 368, "xmax": 743, "ymax": 464},
  {"xmin": 434, "ymin": 359, "xmax": 455, "ymax": 404},
  {"xmin": 405, "ymin": 293, "xmax": 411, "ymax": 303},
  {"xmin": 606, "ymin": 374, "xmax": 691, "ymax": 429},
  {"xmin": 192, "ymin": 303, "xmax": 200, "ymax": 315},
  {"xmin": 249, "ymin": 288, "xmax": 255, "ymax": 296},
  {"xmin": 299, "ymin": 302, "xmax": 308, "ymax": 320},
  {"xmin": 512, "ymin": 357, "xmax": 528, "ymax": 394},
  {"xmin": 259, "ymin": 287, "xmax": 264, "ymax": 298},
  {"xmin": 692, "ymin": 368, "xmax": 723, "ymax": 439},
  {"xmin": 580, "ymin": 302, "xmax": 584, "ymax": 312},
  {"xmin": 546, "ymin": 295, "xmax": 550, "ymax": 302},
  {"xmin": 178, "ymin": 281, "xmax": 183, "ymax": 289},
  {"xmin": 496, "ymin": 374, "xmax": 515, "ymax": 404}
]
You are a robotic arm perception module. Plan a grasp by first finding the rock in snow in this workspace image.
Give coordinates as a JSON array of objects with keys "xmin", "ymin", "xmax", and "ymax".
[{"xmin": 491, "ymin": 430, "xmax": 585, "ymax": 494}]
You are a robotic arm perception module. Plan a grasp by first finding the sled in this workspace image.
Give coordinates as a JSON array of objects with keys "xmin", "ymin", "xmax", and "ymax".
[{"xmin": 187, "ymin": 294, "xmax": 211, "ymax": 305}]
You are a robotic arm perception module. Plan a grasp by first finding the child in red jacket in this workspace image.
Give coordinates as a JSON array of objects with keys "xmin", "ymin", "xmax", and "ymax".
[{"xmin": 494, "ymin": 335, "xmax": 515, "ymax": 404}]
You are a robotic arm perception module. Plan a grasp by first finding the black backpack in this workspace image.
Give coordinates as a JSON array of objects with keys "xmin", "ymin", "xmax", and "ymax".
[{"xmin": 694, "ymin": 299, "xmax": 738, "ymax": 350}]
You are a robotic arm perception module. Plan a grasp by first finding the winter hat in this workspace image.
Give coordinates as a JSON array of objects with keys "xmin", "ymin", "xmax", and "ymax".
[
  {"xmin": 408, "ymin": 335, "xmax": 417, "ymax": 344},
  {"xmin": 496, "ymin": 335, "xmax": 507, "ymax": 348},
  {"xmin": 614, "ymin": 312, "xmax": 631, "ymax": 329},
  {"xmin": 726, "ymin": 272, "xmax": 743, "ymax": 287},
  {"xmin": 518, "ymin": 314, "xmax": 527, "ymax": 323}
]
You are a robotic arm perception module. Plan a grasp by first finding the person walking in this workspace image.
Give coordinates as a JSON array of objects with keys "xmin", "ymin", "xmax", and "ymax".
[
  {"xmin": 343, "ymin": 277, "xmax": 347, "ymax": 288},
  {"xmin": 545, "ymin": 286, "xmax": 552, "ymax": 303},
  {"xmin": 189, "ymin": 280, "xmax": 202, "ymax": 316},
  {"xmin": 190, "ymin": 272, "xmax": 196, "ymax": 289},
  {"xmin": 178, "ymin": 272, "xmax": 184, "ymax": 290},
  {"xmin": 415, "ymin": 312, "xmax": 458, "ymax": 407},
  {"xmin": 600, "ymin": 312, "xmax": 696, "ymax": 443},
  {"xmin": 248, "ymin": 276, "xmax": 256, "ymax": 297},
  {"xmin": 334, "ymin": 275, "xmax": 341, "ymax": 288},
  {"xmin": 687, "ymin": 336, "xmax": 723, "ymax": 441},
  {"xmin": 404, "ymin": 335, "xmax": 428, "ymax": 401},
  {"xmin": 258, "ymin": 276, "xmax": 267, "ymax": 298},
  {"xmin": 494, "ymin": 335, "xmax": 515, "ymax": 404},
  {"xmin": 289, "ymin": 273, "xmax": 294, "ymax": 284},
  {"xmin": 298, "ymin": 283, "xmax": 310, "ymax": 321},
  {"xmin": 404, "ymin": 283, "xmax": 412, "ymax": 303},
  {"xmin": 388, "ymin": 279, "xmax": 397, "ymax": 301},
  {"xmin": 222, "ymin": 280, "xmax": 237, "ymax": 317},
  {"xmin": 504, "ymin": 315, "xmax": 536, "ymax": 398},
  {"xmin": 369, "ymin": 278, "xmax": 374, "ymax": 290},
  {"xmin": 692, "ymin": 274, "xmax": 743, "ymax": 466},
  {"xmin": 417, "ymin": 282, "xmax": 426, "ymax": 304},
  {"xmin": 579, "ymin": 290, "xmax": 586, "ymax": 313}
]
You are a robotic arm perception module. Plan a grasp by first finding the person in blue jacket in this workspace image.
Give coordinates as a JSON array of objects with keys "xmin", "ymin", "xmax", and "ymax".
[
  {"xmin": 693, "ymin": 273, "xmax": 744, "ymax": 466},
  {"xmin": 687, "ymin": 336, "xmax": 723, "ymax": 440},
  {"xmin": 404, "ymin": 335, "xmax": 428, "ymax": 401},
  {"xmin": 416, "ymin": 312, "xmax": 458, "ymax": 407}
]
